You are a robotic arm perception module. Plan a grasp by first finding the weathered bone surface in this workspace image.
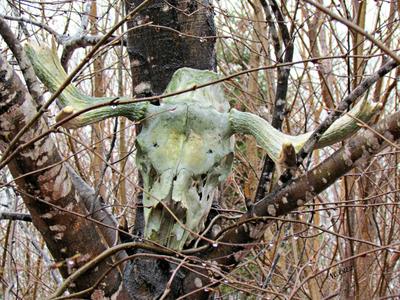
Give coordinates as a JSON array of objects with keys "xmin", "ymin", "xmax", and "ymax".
[
  {"xmin": 230, "ymin": 96, "xmax": 380, "ymax": 162},
  {"xmin": 24, "ymin": 44, "xmax": 148, "ymax": 128},
  {"xmin": 26, "ymin": 44, "xmax": 379, "ymax": 250},
  {"xmin": 137, "ymin": 69, "xmax": 233, "ymax": 249}
]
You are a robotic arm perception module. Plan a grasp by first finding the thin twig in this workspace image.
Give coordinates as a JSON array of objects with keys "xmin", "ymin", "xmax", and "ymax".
[
  {"xmin": 0, "ymin": 212, "xmax": 32, "ymax": 222},
  {"xmin": 0, "ymin": 0, "xmax": 152, "ymax": 168},
  {"xmin": 303, "ymin": 0, "xmax": 400, "ymax": 64},
  {"xmin": 297, "ymin": 58, "xmax": 398, "ymax": 165}
]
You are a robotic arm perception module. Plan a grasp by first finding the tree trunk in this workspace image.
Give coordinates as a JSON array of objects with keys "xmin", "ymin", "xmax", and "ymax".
[
  {"xmin": 125, "ymin": 0, "xmax": 216, "ymax": 96},
  {"xmin": 122, "ymin": 1, "xmax": 216, "ymax": 298},
  {"xmin": 0, "ymin": 54, "xmax": 126, "ymax": 296}
]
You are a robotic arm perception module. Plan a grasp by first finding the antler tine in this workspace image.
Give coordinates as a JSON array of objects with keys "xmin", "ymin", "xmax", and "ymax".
[{"xmin": 25, "ymin": 43, "xmax": 148, "ymax": 129}]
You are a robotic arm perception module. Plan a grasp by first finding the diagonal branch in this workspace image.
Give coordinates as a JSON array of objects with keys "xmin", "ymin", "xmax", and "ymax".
[
  {"xmin": 195, "ymin": 108, "xmax": 400, "ymax": 279},
  {"xmin": 296, "ymin": 58, "xmax": 398, "ymax": 164},
  {"xmin": 0, "ymin": 212, "xmax": 32, "ymax": 222},
  {"xmin": 0, "ymin": 16, "xmax": 44, "ymax": 105}
]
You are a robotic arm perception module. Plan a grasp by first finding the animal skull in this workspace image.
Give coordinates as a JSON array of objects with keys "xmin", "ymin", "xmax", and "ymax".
[{"xmin": 26, "ymin": 44, "xmax": 380, "ymax": 250}]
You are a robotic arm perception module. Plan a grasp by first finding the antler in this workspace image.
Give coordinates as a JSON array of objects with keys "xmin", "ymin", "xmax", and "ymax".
[
  {"xmin": 25, "ymin": 43, "xmax": 149, "ymax": 128},
  {"xmin": 229, "ymin": 98, "xmax": 381, "ymax": 162}
]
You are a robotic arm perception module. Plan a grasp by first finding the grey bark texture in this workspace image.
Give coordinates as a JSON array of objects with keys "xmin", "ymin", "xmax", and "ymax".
[{"xmin": 0, "ymin": 53, "xmax": 125, "ymax": 296}]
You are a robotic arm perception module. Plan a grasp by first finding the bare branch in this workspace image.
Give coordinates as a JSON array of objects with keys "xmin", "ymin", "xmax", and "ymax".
[
  {"xmin": 303, "ymin": 0, "xmax": 400, "ymax": 64},
  {"xmin": 0, "ymin": 212, "xmax": 32, "ymax": 222},
  {"xmin": 0, "ymin": 16, "xmax": 44, "ymax": 105},
  {"xmin": 0, "ymin": 14, "xmax": 61, "ymax": 39},
  {"xmin": 297, "ymin": 58, "xmax": 399, "ymax": 164},
  {"xmin": 60, "ymin": 34, "xmax": 126, "ymax": 71}
]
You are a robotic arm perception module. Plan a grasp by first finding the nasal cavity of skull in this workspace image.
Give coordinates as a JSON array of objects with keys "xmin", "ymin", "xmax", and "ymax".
[
  {"xmin": 149, "ymin": 167, "xmax": 158, "ymax": 181},
  {"xmin": 200, "ymin": 175, "xmax": 207, "ymax": 200},
  {"xmin": 201, "ymin": 174, "xmax": 207, "ymax": 182},
  {"xmin": 170, "ymin": 200, "xmax": 186, "ymax": 221},
  {"xmin": 191, "ymin": 176, "xmax": 206, "ymax": 200}
]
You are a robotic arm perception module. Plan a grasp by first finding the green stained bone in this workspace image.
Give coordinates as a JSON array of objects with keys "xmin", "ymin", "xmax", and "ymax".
[
  {"xmin": 229, "ymin": 97, "xmax": 380, "ymax": 162},
  {"xmin": 24, "ymin": 43, "xmax": 148, "ymax": 128},
  {"xmin": 26, "ymin": 44, "xmax": 380, "ymax": 250},
  {"xmin": 136, "ymin": 103, "xmax": 234, "ymax": 250},
  {"xmin": 135, "ymin": 69, "xmax": 234, "ymax": 249}
]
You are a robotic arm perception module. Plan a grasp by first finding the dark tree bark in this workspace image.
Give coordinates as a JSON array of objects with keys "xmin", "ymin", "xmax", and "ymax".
[
  {"xmin": 122, "ymin": 1, "xmax": 216, "ymax": 299},
  {"xmin": 125, "ymin": 0, "xmax": 216, "ymax": 96}
]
